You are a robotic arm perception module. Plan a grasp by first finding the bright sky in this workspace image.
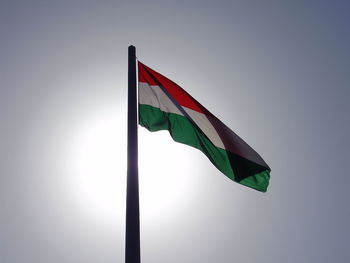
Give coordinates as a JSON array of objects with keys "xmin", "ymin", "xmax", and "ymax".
[{"xmin": 1, "ymin": 1, "xmax": 350, "ymax": 263}]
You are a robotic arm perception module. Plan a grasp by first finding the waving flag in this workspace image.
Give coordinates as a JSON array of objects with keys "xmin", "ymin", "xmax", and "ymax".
[{"xmin": 138, "ymin": 61, "xmax": 270, "ymax": 192}]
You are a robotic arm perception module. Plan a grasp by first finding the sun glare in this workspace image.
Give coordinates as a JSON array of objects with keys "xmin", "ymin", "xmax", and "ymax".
[
  {"xmin": 139, "ymin": 128, "xmax": 195, "ymax": 225},
  {"xmin": 66, "ymin": 106, "xmax": 195, "ymax": 226}
]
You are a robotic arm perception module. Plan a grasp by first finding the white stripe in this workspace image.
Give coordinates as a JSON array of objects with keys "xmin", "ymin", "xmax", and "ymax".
[
  {"xmin": 139, "ymin": 82, "xmax": 182, "ymax": 116},
  {"xmin": 183, "ymin": 107, "xmax": 226, "ymax": 149}
]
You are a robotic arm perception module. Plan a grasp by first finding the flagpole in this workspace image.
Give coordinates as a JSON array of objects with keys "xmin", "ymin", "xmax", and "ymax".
[{"xmin": 126, "ymin": 45, "xmax": 140, "ymax": 263}]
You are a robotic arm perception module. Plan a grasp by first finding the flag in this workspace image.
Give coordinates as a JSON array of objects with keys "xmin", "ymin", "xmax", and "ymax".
[{"xmin": 138, "ymin": 61, "xmax": 270, "ymax": 192}]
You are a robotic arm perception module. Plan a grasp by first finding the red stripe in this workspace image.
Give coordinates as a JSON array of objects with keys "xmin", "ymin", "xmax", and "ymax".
[{"xmin": 138, "ymin": 61, "xmax": 210, "ymax": 115}]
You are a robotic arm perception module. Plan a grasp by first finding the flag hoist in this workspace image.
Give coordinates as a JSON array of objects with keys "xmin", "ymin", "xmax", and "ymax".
[{"xmin": 126, "ymin": 45, "xmax": 140, "ymax": 263}]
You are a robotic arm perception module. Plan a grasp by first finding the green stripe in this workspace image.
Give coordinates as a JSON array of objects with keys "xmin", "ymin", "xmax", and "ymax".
[{"xmin": 139, "ymin": 104, "xmax": 270, "ymax": 192}]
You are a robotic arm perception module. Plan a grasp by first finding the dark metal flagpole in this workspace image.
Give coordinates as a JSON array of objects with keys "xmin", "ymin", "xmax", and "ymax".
[{"xmin": 126, "ymin": 45, "xmax": 140, "ymax": 263}]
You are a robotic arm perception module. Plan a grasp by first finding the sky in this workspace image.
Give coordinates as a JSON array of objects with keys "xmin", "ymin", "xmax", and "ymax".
[{"xmin": 1, "ymin": 0, "xmax": 350, "ymax": 262}]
